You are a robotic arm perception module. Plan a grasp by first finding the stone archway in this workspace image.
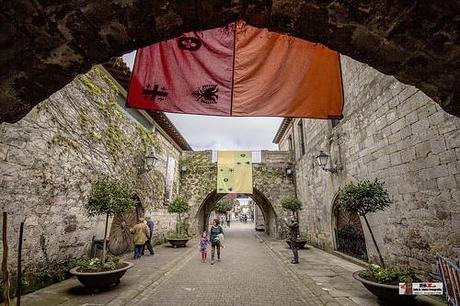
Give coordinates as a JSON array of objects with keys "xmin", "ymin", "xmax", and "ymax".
[
  {"xmin": 180, "ymin": 150, "xmax": 295, "ymax": 239},
  {"xmin": 1, "ymin": 1, "xmax": 459, "ymax": 123},
  {"xmin": 195, "ymin": 188, "xmax": 278, "ymax": 237}
]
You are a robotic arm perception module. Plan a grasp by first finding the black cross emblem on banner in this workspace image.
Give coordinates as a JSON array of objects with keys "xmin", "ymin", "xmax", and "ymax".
[{"xmin": 142, "ymin": 84, "xmax": 168, "ymax": 102}]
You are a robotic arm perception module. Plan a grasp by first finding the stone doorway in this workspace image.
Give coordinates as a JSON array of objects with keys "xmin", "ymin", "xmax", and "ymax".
[
  {"xmin": 332, "ymin": 205, "xmax": 368, "ymax": 261},
  {"xmin": 107, "ymin": 196, "xmax": 144, "ymax": 255}
]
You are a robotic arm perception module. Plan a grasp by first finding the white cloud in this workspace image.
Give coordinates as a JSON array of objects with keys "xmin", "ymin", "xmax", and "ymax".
[{"xmin": 122, "ymin": 52, "xmax": 282, "ymax": 151}]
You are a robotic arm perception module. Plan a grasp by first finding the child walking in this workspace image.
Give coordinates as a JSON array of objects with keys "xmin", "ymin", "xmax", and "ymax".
[{"xmin": 199, "ymin": 231, "xmax": 209, "ymax": 263}]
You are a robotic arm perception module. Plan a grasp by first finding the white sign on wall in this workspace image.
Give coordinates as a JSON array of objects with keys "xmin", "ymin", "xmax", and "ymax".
[{"xmin": 165, "ymin": 156, "xmax": 176, "ymax": 202}]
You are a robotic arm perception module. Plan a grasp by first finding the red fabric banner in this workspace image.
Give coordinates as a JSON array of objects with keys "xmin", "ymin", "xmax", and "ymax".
[{"xmin": 127, "ymin": 22, "xmax": 343, "ymax": 119}]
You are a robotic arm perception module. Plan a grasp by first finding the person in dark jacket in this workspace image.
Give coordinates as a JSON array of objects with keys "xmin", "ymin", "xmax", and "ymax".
[
  {"xmin": 285, "ymin": 215, "xmax": 299, "ymax": 264},
  {"xmin": 143, "ymin": 216, "xmax": 155, "ymax": 255},
  {"xmin": 209, "ymin": 218, "xmax": 224, "ymax": 265}
]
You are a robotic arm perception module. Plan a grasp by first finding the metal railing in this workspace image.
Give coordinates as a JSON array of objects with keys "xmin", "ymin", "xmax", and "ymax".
[{"xmin": 438, "ymin": 255, "xmax": 460, "ymax": 306}]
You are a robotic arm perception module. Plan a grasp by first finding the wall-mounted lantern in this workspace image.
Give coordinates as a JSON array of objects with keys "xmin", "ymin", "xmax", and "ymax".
[
  {"xmin": 315, "ymin": 150, "xmax": 341, "ymax": 174},
  {"xmin": 141, "ymin": 152, "xmax": 159, "ymax": 174}
]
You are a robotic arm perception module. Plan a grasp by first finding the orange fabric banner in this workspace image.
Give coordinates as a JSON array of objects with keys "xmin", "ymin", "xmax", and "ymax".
[{"xmin": 233, "ymin": 25, "xmax": 343, "ymax": 118}]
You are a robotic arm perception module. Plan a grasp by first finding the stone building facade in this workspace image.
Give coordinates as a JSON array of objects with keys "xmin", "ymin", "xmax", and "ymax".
[
  {"xmin": 274, "ymin": 55, "xmax": 460, "ymax": 276},
  {"xmin": 0, "ymin": 63, "xmax": 191, "ymax": 271}
]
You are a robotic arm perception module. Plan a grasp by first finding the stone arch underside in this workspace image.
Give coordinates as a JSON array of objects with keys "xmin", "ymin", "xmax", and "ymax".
[
  {"xmin": 1, "ymin": 1, "xmax": 459, "ymax": 124},
  {"xmin": 195, "ymin": 188, "xmax": 279, "ymax": 237}
]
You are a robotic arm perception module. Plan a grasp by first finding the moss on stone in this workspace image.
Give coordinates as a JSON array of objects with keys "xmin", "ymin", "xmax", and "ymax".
[
  {"xmin": 94, "ymin": 67, "xmax": 120, "ymax": 94},
  {"xmin": 78, "ymin": 105, "xmax": 96, "ymax": 129},
  {"xmin": 79, "ymin": 75, "xmax": 103, "ymax": 96},
  {"xmin": 48, "ymin": 134, "xmax": 81, "ymax": 151},
  {"xmin": 135, "ymin": 123, "xmax": 161, "ymax": 154}
]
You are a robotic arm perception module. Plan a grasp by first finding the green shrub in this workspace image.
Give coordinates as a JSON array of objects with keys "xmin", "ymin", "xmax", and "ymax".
[
  {"xmin": 86, "ymin": 176, "xmax": 137, "ymax": 262},
  {"xmin": 335, "ymin": 179, "xmax": 391, "ymax": 216},
  {"xmin": 335, "ymin": 179, "xmax": 391, "ymax": 267},
  {"xmin": 281, "ymin": 196, "xmax": 303, "ymax": 212},
  {"xmin": 77, "ymin": 257, "xmax": 122, "ymax": 272},
  {"xmin": 214, "ymin": 199, "xmax": 236, "ymax": 214},
  {"xmin": 168, "ymin": 197, "xmax": 190, "ymax": 237},
  {"xmin": 86, "ymin": 177, "xmax": 137, "ymax": 217},
  {"xmin": 0, "ymin": 258, "xmax": 78, "ymax": 302},
  {"xmin": 167, "ymin": 197, "xmax": 190, "ymax": 215},
  {"xmin": 360, "ymin": 265, "xmax": 416, "ymax": 284}
]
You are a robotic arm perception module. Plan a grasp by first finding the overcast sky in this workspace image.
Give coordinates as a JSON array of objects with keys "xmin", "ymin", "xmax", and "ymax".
[{"xmin": 122, "ymin": 52, "xmax": 282, "ymax": 151}]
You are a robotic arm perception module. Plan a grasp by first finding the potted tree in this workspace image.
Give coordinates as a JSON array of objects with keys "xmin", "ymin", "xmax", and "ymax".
[
  {"xmin": 70, "ymin": 176, "xmax": 137, "ymax": 289},
  {"xmin": 167, "ymin": 197, "xmax": 191, "ymax": 248},
  {"xmin": 336, "ymin": 179, "xmax": 416, "ymax": 303},
  {"xmin": 281, "ymin": 196, "xmax": 308, "ymax": 249}
]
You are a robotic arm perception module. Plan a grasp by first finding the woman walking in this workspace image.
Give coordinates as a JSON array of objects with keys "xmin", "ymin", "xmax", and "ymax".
[{"xmin": 209, "ymin": 218, "xmax": 224, "ymax": 265}]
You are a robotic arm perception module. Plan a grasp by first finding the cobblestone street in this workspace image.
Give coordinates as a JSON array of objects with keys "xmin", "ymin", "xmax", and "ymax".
[
  {"xmin": 5, "ymin": 223, "xmax": 446, "ymax": 306},
  {"xmin": 129, "ymin": 222, "xmax": 315, "ymax": 306},
  {"xmin": 5, "ymin": 222, "xmax": 445, "ymax": 306}
]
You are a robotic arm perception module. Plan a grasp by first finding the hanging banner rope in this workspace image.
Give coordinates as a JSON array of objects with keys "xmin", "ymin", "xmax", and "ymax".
[
  {"xmin": 217, "ymin": 151, "xmax": 253, "ymax": 194},
  {"xmin": 127, "ymin": 21, "xmax": 343, "ymax": 119}
]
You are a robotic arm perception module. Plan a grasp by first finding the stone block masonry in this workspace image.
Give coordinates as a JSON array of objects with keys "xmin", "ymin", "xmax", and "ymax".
[
  {"xmin": 277, "ymin": 55, "xmax": 460, "ymax": 278},
  {"xmin": 0, "ymin": 67, "xmax": 181, "ymax": 273}
]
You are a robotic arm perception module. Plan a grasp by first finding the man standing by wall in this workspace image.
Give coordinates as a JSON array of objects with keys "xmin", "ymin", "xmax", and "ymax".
[
  {"xmin": 285, "ymin": 215, "xmax": 299, "ymax": 264},
  {"xmin": 144, "ymin": 216, "xmax": 155, "ymax": 256}
]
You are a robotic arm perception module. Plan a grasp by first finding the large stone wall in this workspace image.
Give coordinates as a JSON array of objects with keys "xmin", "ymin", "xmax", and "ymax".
[
  {"xmin": 0, "ymin": 67, "xmax": 181, "ymax": 271},
  {"xmin": 278, "ymin": 55, "xmax": 460, "ymax": 277}
]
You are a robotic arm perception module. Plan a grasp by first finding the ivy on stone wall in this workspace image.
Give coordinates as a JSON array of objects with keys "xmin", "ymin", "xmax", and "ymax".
[
  {"xmin": 40, "ymin": 67, "xmax": 167, "ymax": 213},
  {"xmin": 135, "ymin": 123, "xmax": 161, "ymax": 155}
]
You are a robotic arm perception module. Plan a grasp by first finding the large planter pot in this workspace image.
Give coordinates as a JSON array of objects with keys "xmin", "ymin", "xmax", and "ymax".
[
  {"xmin": 70, "ymin": 261, "xmax": 134, "ymax": 289},
  {"xmin": 168, "ymin": 238, "xmax": 190, "ymax": 248},
  {"xmin": 352, "ymin": 271, "xmax": 416, "ymax": 304},
  {"xmin": 285, "ymin": 239, "xmax": 309, "ymax": 249}
]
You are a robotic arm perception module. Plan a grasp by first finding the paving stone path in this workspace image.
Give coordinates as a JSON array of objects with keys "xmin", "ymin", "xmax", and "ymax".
[
  {"xmin": 129, "ymin": 223, "xmax": 317, "ymax": 306},
  {"xmin": 7, "ymin": 223, "xmax": 444, "ymax": 306}
]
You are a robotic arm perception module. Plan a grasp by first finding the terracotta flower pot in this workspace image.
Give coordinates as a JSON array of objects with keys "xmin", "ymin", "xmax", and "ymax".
[
  {"xmin": 70, "ymin": 261, "xmax": 134, "ymax": 289},
  {"xmin": 285, "ymin": 239, "xmax": 309, "ymax": 249},
  {"xmin": 352, "ymin": 270, "xmax": 416, "ymax": 305},
  {"xmin": 168, "ymin": 238, "xmax": 190, "ymax": 248}
]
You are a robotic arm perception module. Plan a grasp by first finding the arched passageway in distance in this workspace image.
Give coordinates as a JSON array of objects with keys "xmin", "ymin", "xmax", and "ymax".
[
  {"xmin": 195, "ymin": 189, "xmax": 278, "ymax": 237},
  {"xmin": 1, "ymin": 1, "xmax": 459, "ymax": 123},
  {"xmin": 179, "ymin": 151, "xmax": 296, "ymax": 239}
]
